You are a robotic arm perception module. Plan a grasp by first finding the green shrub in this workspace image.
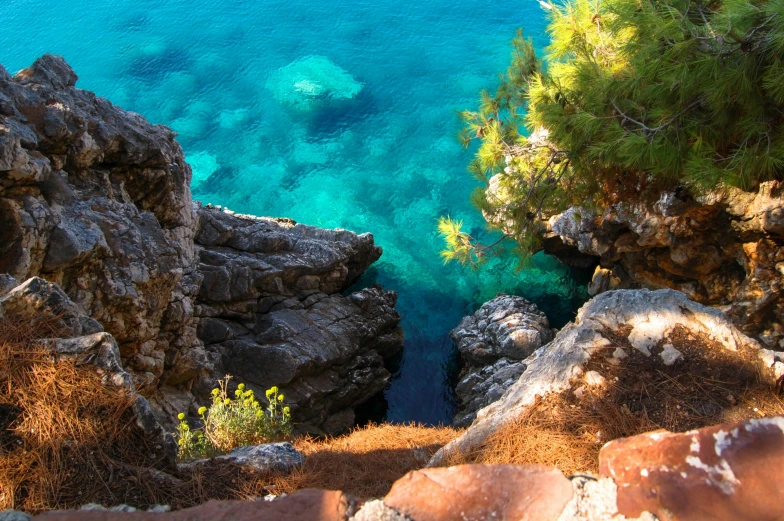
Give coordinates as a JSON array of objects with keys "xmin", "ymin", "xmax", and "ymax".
[
  {"xmin": 175, "ymin": 376, "xmax": 292, "ymax": 460},
  {"xmin": 442, "ymin": 0, "xmax": 784, "ymax": 265}
]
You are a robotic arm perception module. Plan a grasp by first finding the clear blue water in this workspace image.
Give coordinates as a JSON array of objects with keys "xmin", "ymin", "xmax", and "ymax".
[{"xmin": 1, "ymin": 0, "xmax": 590, "ymax": 424}]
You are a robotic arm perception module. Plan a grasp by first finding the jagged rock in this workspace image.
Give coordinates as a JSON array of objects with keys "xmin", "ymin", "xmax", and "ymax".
[
  {"xmin": 0, "ymin": 56, "xmax": 403, "ymax": 433},
  {"xmin": 0, "ymin": 276, "xmax": 102, "ymax": 335},
  {"xmin": 183, "ymin": 443, "xmax": 304, "ymax": 475},
  {"xmin": 453, "ymin": 359, "xmax": 525, "ymax": 428},
  {"xmin": 192, "ymin": 206, "xmax": 402, "ymax": 434},
  {"xmin": 600, "ymin": 416, "xmax": 784, "ymax": 521},
  {"xmin": 0, "ymin": 54, "xmax": 200, "ymax": 391},
  {"xmin": 430, "ymin": 289, "xmax": 771, "ymax": 466},
  {"xmin": 543, "ymin": 183, "xmax": 784, "ymax": 347},
  {"xmin": 450, "ymin": 295, "xmax": 553, "ymax": 427},
  {"xmin": 205, "ymin": 284, "xmax": 403, "ymax": 434}
]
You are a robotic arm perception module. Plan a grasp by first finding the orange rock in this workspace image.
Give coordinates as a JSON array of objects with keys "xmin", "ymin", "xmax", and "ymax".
[
  {"xmin": 384, "ymin": 464, "xmax": 573, "ymax": 521},
  {"xmin": 33, "ymin": 490, "xmax": 353, "ymax": 521},
  {"xmin": 600, "ymin": 416, "xmax": 784, "ymax": 521}
]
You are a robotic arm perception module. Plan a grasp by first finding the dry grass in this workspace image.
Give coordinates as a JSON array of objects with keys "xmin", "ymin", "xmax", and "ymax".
[
  {"xmin": 446, "ymin": 325, "xmax": 784, "ymax": 475},
  {"xmin": 0, "ymin": 316, "xmax": 461, "ymax": 510},
  {"xmin": 269, "ymin": 423, "xmax": 461, "ymax": 499},
  {"xmin": 0, "ymin": 318, "xmax": 137, "ymax": 511}
]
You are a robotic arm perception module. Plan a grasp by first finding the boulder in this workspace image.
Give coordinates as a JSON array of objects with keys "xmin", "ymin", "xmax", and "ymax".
[
  {"xmin": 182, "ymin": 442, "xmax": 304, "ymax": 475},
  {"xmin": 450, "ymin": 295, "xmax": 553, "ymax": 427},
  {"xmin": 600, "ymin": 416, "xmax": 784, "ymax": 521},
  {"xmin": 382, "ymin": 464, "xmax": 573, "ymax": 521},
  {"xmin": 266, "ymin": 56, "xmax": 363, "ymax": 113}
]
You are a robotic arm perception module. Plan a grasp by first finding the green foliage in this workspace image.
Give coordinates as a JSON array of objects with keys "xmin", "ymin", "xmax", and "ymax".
[
  {"xmin": 174, "ymin": 376, "xmax": 292, "ymax": 460},
  {"xmin": 441, "ymin": 0, "xmax": 784, "ymax": 262}
]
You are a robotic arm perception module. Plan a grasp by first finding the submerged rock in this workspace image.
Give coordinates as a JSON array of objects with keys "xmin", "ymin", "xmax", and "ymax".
[
  {"xmin": 266, "ymin": 56, "xmax": 363, "ymax": 113},
  {"xmin": 450, "ymin": 295, "xmax": 553, "ymax": 427}
]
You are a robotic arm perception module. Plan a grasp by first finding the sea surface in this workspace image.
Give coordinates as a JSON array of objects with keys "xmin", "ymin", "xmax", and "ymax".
[{"xmin": 1, "ymin": 0, "xmax": 590, "ymax": 424}]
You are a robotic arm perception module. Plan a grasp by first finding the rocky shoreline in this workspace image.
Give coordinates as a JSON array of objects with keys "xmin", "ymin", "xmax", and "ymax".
[{"xmin": 0, "ymin": 54, "xmax": 402, "ymax": 434}]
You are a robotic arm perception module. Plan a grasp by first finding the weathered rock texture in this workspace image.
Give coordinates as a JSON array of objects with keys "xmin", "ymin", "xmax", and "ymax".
[
  {"xmin": 0, "ymin": 55, "xmax": 402, "ymax": 432},
  {"xmin": 450, "ymin": 295, "xmax": 554, "ymax": 427},
  {"xmin": 431, "ymin": 288, "xmax": 777, "ymax": 465},
  {"xmin": 32, "ymin": 490, "xmax": 358, "ymax": 521},
  {"xmin": 543, "ymin": 184, "xmax": 784, "ymax": 347},
  {"xmin": 600, "ymin": 416, "xmax": 784, "ymax": 521},
  {"xmin": 191, "ymin": 207, "xmax": 403, "ymax": 434},
  {"xmin": 0, "ymin": 54, "xmax": 199, "ymax": 392},
  {"xmin": 9, "ymin": 415, "xmax": 782, "ymax": 520}
]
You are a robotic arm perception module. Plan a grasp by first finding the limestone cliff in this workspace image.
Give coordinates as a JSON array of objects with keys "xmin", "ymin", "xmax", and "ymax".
[{"xmin": 0, "ymin": 54, "xmax": 402, "ymax": 433}]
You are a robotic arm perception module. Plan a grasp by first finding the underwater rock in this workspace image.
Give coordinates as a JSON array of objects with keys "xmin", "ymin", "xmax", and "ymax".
[{"xmin": 265, "ymin": 56, "xmax": 363, "ymax": 113}]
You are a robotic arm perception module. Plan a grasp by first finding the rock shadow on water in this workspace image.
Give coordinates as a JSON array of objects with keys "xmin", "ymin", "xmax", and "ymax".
[
  {"xmin": 192, "ymin": 164, "xmax": 240, "ymax": 196},
  {"xmin": 125, "ymin": 46, "xmax": 192, "ymax": 83}
]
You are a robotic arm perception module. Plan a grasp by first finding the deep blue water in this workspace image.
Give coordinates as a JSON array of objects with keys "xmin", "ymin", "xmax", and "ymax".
[{"xmin": 1, "ymin": 0, "xmax": 589, "ymax": 424}]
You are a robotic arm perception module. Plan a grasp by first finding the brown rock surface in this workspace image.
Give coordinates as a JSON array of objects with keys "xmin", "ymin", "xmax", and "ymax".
[
  {"xmin": 383, "ymin": 464, "xmax": 573, "ymax": 521},
  {"xmin": 33, "ymin": 490, "xmax": 353, "ymax": 521},
  {"xmin": 599, "ymin": 416, "xmax": 784, "ymax": 521},
  {"xmin": 542, "ymin": 184, "xmax": 784, "ymax": 347}
]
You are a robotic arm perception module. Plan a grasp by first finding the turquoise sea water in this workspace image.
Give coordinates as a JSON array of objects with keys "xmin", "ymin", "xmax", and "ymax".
[{"xmin": 1, "ymin": 0, "xmax": 590, "ymax": 424}]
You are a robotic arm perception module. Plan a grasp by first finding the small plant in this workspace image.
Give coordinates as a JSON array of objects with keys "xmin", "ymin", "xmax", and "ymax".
[{"xmin": 174, "ymin": 376, "xmax": 292, "ymax": 460}]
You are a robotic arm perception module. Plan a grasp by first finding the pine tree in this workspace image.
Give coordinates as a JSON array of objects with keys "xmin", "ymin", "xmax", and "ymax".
[{"xmin": 441, "ymin": 0, "xmax": 784, "ymax": 264}]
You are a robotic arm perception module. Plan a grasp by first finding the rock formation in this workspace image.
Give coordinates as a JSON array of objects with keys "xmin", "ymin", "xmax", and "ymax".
[
  {"xmin": 431, "ymin": 288, "xmax": 782, "ymax": 466},
  {"xmin": 0, "ymin": 55, "xmax": 402, "ymax": 433},
  {"xmin": 449, "ymin": 295, "xmax": 554, "ymax": 427},
  {"xmin": 265, "ymin": 56, "xmax": 364, "ymax": 113},
  {"xmin": 542, "ymin": 184, "xmax": 784, "ymax": 347},
  {"xmin": 191, "ymin": 206, "xmax": 403, "ymax": 433}
]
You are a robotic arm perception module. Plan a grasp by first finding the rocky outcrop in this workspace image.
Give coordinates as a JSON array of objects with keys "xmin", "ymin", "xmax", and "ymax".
[
  {"xmin": 190, "ymin": 206, "xmax": 403, "ymax": 434},
  {"xmin": 543, "ymin": 184, "xmax": 784, "ymax": 347},
  {"xmin": 431, "ymin": 288, "xmax": 780, "ymax": 466},
  {"xmin": 0, "ymin": 55, "xmax": 402, "ymax": 433},
  {"xmin": 0, "ymin": 54, "xmax": 199, "ymax": 391},
  {"xmin": 450, "ymin": 295, "xmax": 554, "ymax": 427}
]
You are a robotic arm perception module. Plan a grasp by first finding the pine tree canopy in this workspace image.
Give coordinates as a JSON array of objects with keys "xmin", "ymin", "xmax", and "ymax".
[{"xmin": 441, "ymin": 0, "xmax": 784, "ymax": 266}]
